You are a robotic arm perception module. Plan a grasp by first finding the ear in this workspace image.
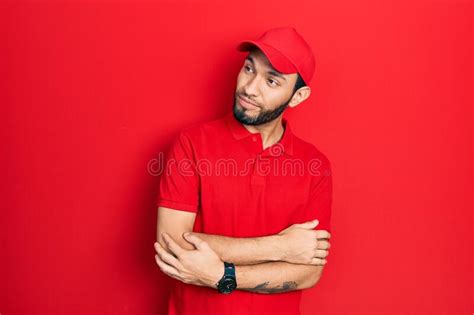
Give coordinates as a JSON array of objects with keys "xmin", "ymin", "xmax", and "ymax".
[{"xmin": 288, "ymin": 86, "xmax": 311, "ymax": 108}]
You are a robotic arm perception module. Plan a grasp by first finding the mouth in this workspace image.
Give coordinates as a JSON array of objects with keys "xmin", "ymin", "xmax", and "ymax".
[{"xmin": 237, "ymin": 95, "xmax": 259, "ymax": 109}]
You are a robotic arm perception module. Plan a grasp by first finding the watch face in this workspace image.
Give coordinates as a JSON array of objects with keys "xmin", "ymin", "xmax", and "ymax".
[{"xmin": 218, "ymin": 277, "xmax": 237, "ymax": 293}]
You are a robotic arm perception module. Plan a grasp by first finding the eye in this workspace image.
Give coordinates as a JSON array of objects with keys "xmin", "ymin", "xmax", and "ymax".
[
  {"xmin": 244, "ymin": 65, "xmax": 253, "ymax": 72},
  {"xmin": 268, "ymin": 78, "xmax": 279, "ymax": 87}
]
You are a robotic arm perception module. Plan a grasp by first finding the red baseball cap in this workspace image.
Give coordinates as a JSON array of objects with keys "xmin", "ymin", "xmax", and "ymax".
[{"xmin": 236, "ymin": 26, "xmax": 316, "ymax": 86}]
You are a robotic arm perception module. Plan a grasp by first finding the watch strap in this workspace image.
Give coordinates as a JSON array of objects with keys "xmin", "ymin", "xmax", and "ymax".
[{"xmin": 223, "ymin": 262, "xmax": 235, "ymax": 278}]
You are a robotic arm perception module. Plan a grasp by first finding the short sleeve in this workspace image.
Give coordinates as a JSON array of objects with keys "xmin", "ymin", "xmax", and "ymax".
[
  {"xmin": 156, "ymin": 131, "xmax": 200, "ymax": 213},
  {"xmin": 304, "ymin": 160, "xmax": 333, "ymax": 233}
]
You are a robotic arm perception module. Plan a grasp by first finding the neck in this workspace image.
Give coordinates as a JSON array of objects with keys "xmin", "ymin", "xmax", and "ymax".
[{"xmin": 242, "ymin": 116, "xmax": 285, "ymax": 150}]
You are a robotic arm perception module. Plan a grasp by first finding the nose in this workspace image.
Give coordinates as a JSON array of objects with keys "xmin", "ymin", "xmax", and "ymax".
[{"xmin": 243, "ymin": 75, "xmax": 261, "ymax": 99}]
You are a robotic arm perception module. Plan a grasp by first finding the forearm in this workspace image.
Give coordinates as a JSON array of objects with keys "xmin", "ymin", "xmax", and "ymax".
[
  {"xmin": 234, "ymin": 261, "xmax": 322, "ymax": 293},
  {"xmin": 189, "ymin": 232, "xmax": 285, "ymax": 265}
]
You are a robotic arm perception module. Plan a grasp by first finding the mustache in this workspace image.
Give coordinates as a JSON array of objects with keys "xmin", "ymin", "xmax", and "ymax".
[{"xmin": 236, "ymin": 93, "xmax": 260, "ymax": 107}]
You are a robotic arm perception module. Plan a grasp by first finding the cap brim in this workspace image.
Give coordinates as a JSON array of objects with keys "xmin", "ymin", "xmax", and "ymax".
[{"xmin": 236, "ymin": 40, "xmax": 298, "ymax": 74}]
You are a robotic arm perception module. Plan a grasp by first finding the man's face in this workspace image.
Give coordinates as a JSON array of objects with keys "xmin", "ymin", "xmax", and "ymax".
[{"xmin": 233, "ymin": 48, "xmax": 298, "ymax": 126}]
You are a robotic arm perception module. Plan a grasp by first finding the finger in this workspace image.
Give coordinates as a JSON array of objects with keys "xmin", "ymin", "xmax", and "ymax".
[
  {"xmin": 154, "ymin": 240, "xmax": 177, "ymax": 257},
  {"xmin": 315, "ymin": 230, "xmax": 331, "ymax": 239},
  {"xmin": 155, "ymin": 242, "xmax": 183, "ymax": 269},
  {"xmin": 293, "ymin": 219, "xmax": 319, "ymax": 229},
  {"xmin": 183, "ymin": 232, "xmax": 207, "ymax": 250},
  {"xmin": 162, "ymin": 233, "xmax": 185, "ymax": 257},
  {"xmin": 313, "ymin": 249, "xmax": 329, "ymax": 259},
  {"xmin": 317, "ymin": 240, "xmax": 331, "ymax": 250},
  {"xmin": 155, "ymin": 254, "xmax": 180, "ymax": 277},
  {"xmin": 309, "ymin": 257, "xmax": 328, "ymax": 265}
]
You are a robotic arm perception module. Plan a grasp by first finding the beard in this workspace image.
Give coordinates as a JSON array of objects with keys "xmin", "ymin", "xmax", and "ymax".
[{"xmin": 233, "ymin": 92, "xmax": 293, "ymax": 126}]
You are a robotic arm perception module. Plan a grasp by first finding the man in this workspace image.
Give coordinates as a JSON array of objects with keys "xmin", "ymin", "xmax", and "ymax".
[{"xmin": 154, "ymin": 26, "xmax": 333, "ymax": 315}]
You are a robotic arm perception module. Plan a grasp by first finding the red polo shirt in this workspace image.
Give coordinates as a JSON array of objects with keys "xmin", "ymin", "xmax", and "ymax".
[{"xmin": 157, "ymin": 110, "xmax": 333, "ymax": 315}]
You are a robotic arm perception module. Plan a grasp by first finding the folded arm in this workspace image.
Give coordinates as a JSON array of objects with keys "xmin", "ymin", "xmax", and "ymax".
[
  {"xmin": 157, "ymin": 206, "xmax": 284, "ymax": 264},
  {"xmin": 186, "ymin": 232, "xmax": 284, "ymax": 265},
  {"xmin": 156, "ymin": 206, "xmax": 329, "ymax": 291},
  {"xmin": 235, "ymin": 261, "xmax": 324, "ymax": 293}
]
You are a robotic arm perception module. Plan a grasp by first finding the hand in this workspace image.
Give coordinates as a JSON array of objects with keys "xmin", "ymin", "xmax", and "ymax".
[
  {"xmin": 277, "ymin": 219, "xmax": 331, "ymax": 265},
  {"xmin": 154, "ymin": 232, "xmax": 224, "ymax": 288}
]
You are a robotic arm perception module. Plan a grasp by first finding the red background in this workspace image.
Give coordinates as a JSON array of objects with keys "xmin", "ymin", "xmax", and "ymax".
[{"xmin": 1, "ymin": 1, "xmax": 472, "ymax": 314}]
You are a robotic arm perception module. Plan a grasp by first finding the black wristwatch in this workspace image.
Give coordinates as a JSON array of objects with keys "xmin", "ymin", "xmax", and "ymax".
[{"xmin": 216, "ymin": 262, "xmax": 237, "ymax": 294}]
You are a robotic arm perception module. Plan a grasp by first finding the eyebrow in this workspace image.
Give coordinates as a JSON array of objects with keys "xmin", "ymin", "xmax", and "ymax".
[{"xmin": 245, "ymin": 56, "xmax": 287, "ymax": 81}]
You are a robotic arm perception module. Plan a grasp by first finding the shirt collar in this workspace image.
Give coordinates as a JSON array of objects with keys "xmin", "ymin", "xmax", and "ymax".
[{"xmin": 224, "ymin": 111, "xmax": 294, "ymax": 156}]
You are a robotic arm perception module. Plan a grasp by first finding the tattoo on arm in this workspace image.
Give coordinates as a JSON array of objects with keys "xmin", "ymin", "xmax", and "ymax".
[{"xmin": 243, "ymin": 281, "xmax": 298, "ymax": 294}]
